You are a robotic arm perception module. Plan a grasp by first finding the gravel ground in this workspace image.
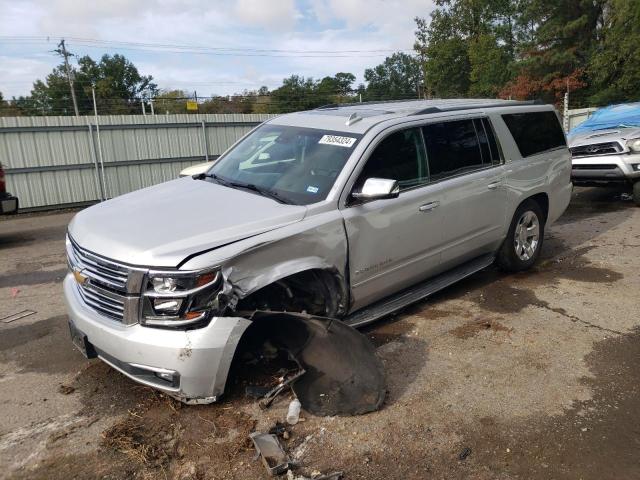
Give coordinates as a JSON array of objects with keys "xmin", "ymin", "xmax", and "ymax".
[{"xmin": 0, "ymin": 187, "xmax": 639, "ymax": 480}]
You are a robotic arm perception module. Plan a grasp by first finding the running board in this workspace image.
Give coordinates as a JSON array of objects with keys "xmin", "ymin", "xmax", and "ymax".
[{"xmin": 344, "ymin": 254, "xmax": 495, "ymax": 329}]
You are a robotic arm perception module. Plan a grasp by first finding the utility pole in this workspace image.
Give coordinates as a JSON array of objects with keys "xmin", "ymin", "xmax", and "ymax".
[
  {"xmin": 563, "ymin": 78, "xmax": 570, "ymax": 134},
  {"xmin": 92, "ymin": 85, "xmax": 107, "ymax": 200},
  {"xmin": 56, "ymin": 39, "xmax": 79, "ymax": 117},
  {"xmin": 149, "ymin": 98, "xmax": 155, "ymax": 115}
]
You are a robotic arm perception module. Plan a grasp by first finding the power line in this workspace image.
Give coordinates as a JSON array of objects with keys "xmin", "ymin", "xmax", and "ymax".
[{"xmin": 0, "ymin": 35, "xmax": 413, "ymax": 58}]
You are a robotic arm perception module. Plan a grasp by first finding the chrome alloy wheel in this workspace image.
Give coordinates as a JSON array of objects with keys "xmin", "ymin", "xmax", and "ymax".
[{"xmin": 514, "ymin": 210, "xmax": 540, "ymax": 261}]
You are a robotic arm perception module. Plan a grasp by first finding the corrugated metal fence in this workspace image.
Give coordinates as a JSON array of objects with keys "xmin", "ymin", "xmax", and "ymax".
[
  {"xmin": 0, "ymin": 108, "xmax": 597, "ymax": 211},
  {"xmin": 0, "ymin": 113, "xmax": 273, "ymax": 210}
]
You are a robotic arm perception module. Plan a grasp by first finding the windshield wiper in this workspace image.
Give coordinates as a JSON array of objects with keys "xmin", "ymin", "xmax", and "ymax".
[
  {"xmin": 193, "ymin": 172, "xmax": 292, "ymax": 204},
  {"xmin": 227, "ymin": 181, "xmax": 292, "ymax": 204}
]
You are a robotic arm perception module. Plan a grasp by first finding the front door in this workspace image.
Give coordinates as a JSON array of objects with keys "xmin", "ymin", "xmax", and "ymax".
[{"xmin": 341, "ymin": 127, "xmax": 447, "ymax": 311}]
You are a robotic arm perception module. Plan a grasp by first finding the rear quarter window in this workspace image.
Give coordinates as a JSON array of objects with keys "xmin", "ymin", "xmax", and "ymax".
[{"xmin": 502, "ymin": 111, "xmax": 566, "ymax": 158}]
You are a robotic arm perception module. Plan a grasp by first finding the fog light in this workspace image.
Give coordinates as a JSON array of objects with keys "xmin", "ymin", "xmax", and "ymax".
[
  {"xmin": 154, "ymin": 371, "xmax": 175, "ymax": 383},
  {"xmin": 153, "ymin": 298, "xmax": 182, "ymax": 314},
  {"xmin": 633, "ymin": 164, "xmax": 640, "ymax": 171}
]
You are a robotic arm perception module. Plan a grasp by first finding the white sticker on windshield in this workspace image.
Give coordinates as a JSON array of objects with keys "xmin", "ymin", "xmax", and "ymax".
[
  {"xmin": 306, "ymin": 185, "xmax": 319, "ymax": 194},
  {"xmin": 318, "ymin": 134, "xmax": 357, "ymax": 148}
]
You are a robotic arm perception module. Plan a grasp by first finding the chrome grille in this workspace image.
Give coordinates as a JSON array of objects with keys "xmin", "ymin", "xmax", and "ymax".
[
  {"xmin": 76, "ymin": 283, "xmax": 125, "ymax": 321},
  {"xmin": 69, "ymin": 239, "xmax": 129, "ymax": 292},
  {"xmin": 67, "ymin": 236, "xmax": 144, "ymax": 324},
  {"xmin": 570, "ymin": 142, "xmax": 623, "ymax": 157}
]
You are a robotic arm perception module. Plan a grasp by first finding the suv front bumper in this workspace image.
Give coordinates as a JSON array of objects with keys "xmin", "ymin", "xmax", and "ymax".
[
  {"xmin": 571, "ymin": 154, "xmax": 640, "ymax": 184},
  {"xmin": 0, "ymin": 193, "xmax": 18, "ymax": 214},
  {"xmin": 63, "ymin": 274, "xmax": 250, "ymax": 403}
]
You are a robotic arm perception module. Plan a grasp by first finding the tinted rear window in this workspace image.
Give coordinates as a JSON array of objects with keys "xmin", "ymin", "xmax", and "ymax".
[{"xmin": 502, "ymin": 111, "xmax": 566, "ymax": 158}]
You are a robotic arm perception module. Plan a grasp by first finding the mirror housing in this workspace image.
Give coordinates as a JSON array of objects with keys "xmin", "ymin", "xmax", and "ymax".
[{"xmin": 352, "ymin": 178, "xmax": 400, "ymax": 201}]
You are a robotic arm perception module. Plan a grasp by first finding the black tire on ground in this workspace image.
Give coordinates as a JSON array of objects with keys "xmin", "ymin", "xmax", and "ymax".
[
  {"xmin": 633, "ymin": 181, "xmax": 640, "ymax": 207},
  {"xmin": 496, "ymin": 199, "xmax": 546, "ymax": 272}
]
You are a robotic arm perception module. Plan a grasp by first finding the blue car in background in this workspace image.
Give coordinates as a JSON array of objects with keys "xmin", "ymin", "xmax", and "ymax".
[{"xmin": 568, "ymin": 102, "xmax": 640, "ymax": 205}]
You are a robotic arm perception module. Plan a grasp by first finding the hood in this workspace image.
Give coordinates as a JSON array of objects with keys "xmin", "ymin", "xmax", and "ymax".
[
  {"xmin": 69, "ymin": 177, "xmax": 307, "ymax": 267},
  {"xmin": 568, "ymin": 127, "xmax": 640, "ymax": 147}
]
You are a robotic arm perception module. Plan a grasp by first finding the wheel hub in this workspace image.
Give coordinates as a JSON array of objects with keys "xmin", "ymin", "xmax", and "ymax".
[{"xmin": 514, "ymin": 210, "xmax": 540, "ymax": 261}]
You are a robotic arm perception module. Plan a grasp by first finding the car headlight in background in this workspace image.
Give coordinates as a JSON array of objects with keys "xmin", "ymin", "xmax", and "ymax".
[
  {"xmin": 626, "ymin": 138, "xmax": 640, "ymax": 152},
  {"xmin": 141, "ymin": 268, "xmax": 222, "ymax": 328}
]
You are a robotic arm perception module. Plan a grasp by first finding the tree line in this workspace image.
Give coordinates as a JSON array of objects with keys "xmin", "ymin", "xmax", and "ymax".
[
  {"xmin": 416, "ymin": 0, "xmax": 639, "ymax": 106},
  {"xmin": 1, "ymin": 0, "xmax": 637, "ymax": 116}
]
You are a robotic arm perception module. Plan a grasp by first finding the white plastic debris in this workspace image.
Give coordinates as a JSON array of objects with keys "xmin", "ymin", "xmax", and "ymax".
[{"xmin": 287, "ymin": 398, "xmax": 301, "ymax": 425}]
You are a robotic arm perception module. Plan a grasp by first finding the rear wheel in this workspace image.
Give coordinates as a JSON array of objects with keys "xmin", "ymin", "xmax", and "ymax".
[
  {"xmin": 632, "ymin": 181, "xmax": 640, "ymax": 207},
  {"xmin": 496, "ymin": 200, "xmax": 545, "ymax": 272}
]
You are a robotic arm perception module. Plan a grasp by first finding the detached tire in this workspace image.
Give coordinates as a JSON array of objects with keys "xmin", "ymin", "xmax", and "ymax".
[
  {"xmin": 496, "ymin": 200, "xmax": 545, "ymax": 272},
  {"xmin": 633, "ymin": 181, "xmax": 640, "ymax": 207}
]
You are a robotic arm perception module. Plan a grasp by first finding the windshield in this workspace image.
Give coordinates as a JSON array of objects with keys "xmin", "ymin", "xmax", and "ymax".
[{"xmin": 209, "ymin": 124, "xmax": 362, "ymax": 205}]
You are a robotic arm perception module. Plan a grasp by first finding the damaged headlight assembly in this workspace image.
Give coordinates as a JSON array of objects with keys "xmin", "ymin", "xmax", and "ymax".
[{"xmin": 141, "ymin": 268, "xmax": 222, "ymax": 328}]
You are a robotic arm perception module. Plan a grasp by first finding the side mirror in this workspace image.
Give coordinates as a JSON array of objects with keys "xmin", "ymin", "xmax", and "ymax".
[{"xmin": 352, "ymin": 178, "xmax": 400, "ymax": 201}]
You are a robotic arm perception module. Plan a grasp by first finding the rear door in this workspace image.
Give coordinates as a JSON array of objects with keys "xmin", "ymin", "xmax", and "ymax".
[
  {"xmin": 341, "ymin": 127, "xmax": 447, "ymax": 311},
  {"xmin": 422, "ymin": 118, "xmax": 508, "ymax": 268}
]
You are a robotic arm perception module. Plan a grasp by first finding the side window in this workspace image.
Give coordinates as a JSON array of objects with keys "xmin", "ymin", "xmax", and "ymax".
[
  {"xmin": 502, "ymin": 111, "xmax": 566, "ymax": 158},
  {"xmin": 356, "ymin": 128, "xmax": 427, "ymax": 191},
  {"xmin": 422, "ymin": 120, "xmax": 484, "ymax": 181},
  {"xmin": 474, "ymin": 118, "xmax": 502, "ymax": 166}
]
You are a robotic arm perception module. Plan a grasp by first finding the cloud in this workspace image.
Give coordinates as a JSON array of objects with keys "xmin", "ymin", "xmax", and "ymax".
[
  {"xmin": 0, "ymin": 0, "xmax": 436, "ymax": 98},
  {"xmin": 234, "ymin": 0, "xmax": 299, "ymax": 30}
]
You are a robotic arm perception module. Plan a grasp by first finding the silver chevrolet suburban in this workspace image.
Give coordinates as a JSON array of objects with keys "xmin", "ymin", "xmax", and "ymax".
[{"xmin": 64, "ymin": 99, "xmax": 572, "ymax": 403}]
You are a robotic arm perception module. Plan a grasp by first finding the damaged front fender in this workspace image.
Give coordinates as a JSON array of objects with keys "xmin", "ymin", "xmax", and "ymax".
[{"xmin": 245, "ymin": 312, "xmax": 386, "ymax": 416}]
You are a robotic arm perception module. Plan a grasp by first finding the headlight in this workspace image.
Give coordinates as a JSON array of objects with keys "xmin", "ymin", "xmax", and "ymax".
[
  {"xmin": 141, "ymin": 268, "xmax": 222, "ymax": 328},
  {"xmin": 626, "ymin": 138, "xmax": 640, "ymax": 152}
]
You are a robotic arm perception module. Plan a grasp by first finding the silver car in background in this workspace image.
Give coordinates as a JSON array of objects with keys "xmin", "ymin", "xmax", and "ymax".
[
  {"xmin": 64, "ymin": 99, "xmax": 571, "ymax": 403},
  {"xmin": 568, "ymin": 102, "xmax": 640, "ymax": 205}
]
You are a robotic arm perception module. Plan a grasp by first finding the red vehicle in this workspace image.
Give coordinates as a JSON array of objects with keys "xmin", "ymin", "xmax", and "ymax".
[{"xmin": 0, "ymin": 162, "xmax": 18, "ymax": 215}]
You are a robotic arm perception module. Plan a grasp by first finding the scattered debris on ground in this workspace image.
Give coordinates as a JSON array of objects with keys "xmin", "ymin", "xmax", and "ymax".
[
  {"xmin": 57, "ymin": 384, "xmax": 75, "ymax": 395},
  {"xmin": 1, "ymin": 309, "xmax": 36, "ymax": 323},
  {"xmin": 249, "ymin": 431, "xmax": 291, "ymax": 475}
]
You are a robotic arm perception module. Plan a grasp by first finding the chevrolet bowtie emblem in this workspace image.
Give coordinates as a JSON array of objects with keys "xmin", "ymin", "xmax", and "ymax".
[{"xmin": 72, "ymin": 268, "xmax": 89, "ymax": 286}]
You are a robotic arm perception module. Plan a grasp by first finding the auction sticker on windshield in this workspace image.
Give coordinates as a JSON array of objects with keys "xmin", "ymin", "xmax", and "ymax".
[{"xmin": 319, "ymin": 135, "xmax": 357, "ymax": 148}]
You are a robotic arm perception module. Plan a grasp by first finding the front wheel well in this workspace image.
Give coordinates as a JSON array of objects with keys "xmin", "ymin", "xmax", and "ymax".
[{"xmin": 234, "ymin": 269, "xmax": 345, "ymax": 318}]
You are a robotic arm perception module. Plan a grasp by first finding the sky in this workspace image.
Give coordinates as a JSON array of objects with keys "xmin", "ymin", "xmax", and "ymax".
[{"xmin": 0, "ymin": 0, "xmax": 436, "ymax": 99}]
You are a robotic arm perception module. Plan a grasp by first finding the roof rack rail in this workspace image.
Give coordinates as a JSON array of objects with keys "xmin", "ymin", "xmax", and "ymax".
[
  {"xmin": 410, "ymin": 99, "xmax": 544, "ymax": 116},
  {"xmin": 314, "ymin": 98, "xmax": 427, "ymax": 110},
  {"xmin": 315, "ymin": 103, "xmax": 341, "ymax": 110}
]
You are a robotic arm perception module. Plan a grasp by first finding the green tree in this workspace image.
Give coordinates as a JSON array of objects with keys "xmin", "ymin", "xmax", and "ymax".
[
  {"xmin": 17, "ymin": 53, "xmax": 157, "ymax": 115},
  {"xmin": 77, "ymin": 54, "xmax": 157, "ymax": 114},
  {"xmin": 363, "ymin": 52, "xmax": 422, "ymax": 101},
  {"xmin": 588, "ymin": 0, "xmax": 640, "ymax": 105},
  {"xmin": 153, "ymin": 89, "xmax": 189, "ymax": 114},
  {"xmin": 468, "ymin": 33, "xmax": 511, "ymax": 97},
  {"xmin": 502, "ymin": 0, "xmax": 605, "ymax": 104}
]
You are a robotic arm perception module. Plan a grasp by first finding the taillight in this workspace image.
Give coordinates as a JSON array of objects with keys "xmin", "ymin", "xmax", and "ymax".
[{"xmin": 0, "ymin": 163, "xmax": 5, "ymax": 194}]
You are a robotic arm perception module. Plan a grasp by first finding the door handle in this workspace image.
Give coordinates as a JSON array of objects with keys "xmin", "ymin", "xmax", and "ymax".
[
  {"xmin": 487, "ymin": 181, "xmax": 501, "ymax": 190},
  {"xmin": 419, "ymin": 201, "xmax": 440, "ymax": 212}
]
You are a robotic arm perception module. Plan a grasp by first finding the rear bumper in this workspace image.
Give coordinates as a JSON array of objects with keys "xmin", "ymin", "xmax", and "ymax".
[
  {"xmin": 571, "ymin": 154, "xmax": 640, "ymax": 184},
  {"xmin": 0, "ymin": 194, "xmax": 18, "ymax": 214},
  {"xmin": 63, "ymin": 274, "xmax": 250, "ymax": 402}
]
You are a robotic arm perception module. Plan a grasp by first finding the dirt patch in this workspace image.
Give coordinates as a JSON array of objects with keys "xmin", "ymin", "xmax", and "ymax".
[
  {"xmin": 0, "ymin": 224, "xmax": 69, "ymax": 250},
  {"xmin": 0, "ymin": 268, "xmax": 67, "ymax": 288},
  {"xmin": 365, "ymin": 316, "xmax": 415, "ymax": 347},
  {"xmin": 530, "ymin": 245, "xmax": 623, "ymax": 284},
  {"xmin": 451, "ymin": 328, "xmax": 640, "ymax": 480},
  {"xmin": 449, "ymin": 318, "xmax": 511, "ymax": 339},
  {"xmin": 0, "ymin": 315, "xmax": 86, "ymax": 375}
]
